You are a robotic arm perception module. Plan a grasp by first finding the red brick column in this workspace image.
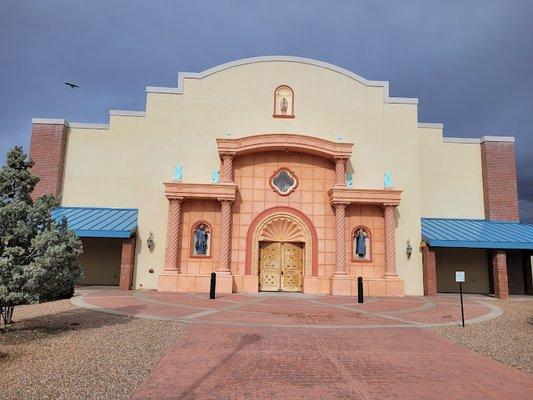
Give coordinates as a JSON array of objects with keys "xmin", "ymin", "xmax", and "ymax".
[
  {"xmin": 384, "ymin": 205, "xmax": 397, "ymax": 276},
  {"xmin": 422, "ymin": 243, "xmax": 437, "ymax": 296},
  {"xmin": 164, "ymin": 198, "xmax": 183, "ymax": 272},
  {"xmin": 217, "ymin": 199, "xmax": 233, "ymax": 274},
  {"xmin": 492, "ymin": 250, "xmax": 509, "ymax": 299},
  {"xmin": 334, "ymin": 202, "xmax": 348, "ymax": 276},
  {"xmin": 480, "ymin": 138, "xmax": 519, "ymax": 221},
  {"xmin": 29, "ymin": 120, "xmax": 69, "ymax": 199},
  {"xmin": 119, "ymin": 237, "xmax": 136, "ymax": 290}
]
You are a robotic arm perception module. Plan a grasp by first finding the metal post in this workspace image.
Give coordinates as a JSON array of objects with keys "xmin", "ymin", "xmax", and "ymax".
[
  {"xmin": 357, "ymin": 276, "xmax": 364, "ymax": 303},
  {"xmin": 459, "ymin": 282, "xmax": 465, "ymax": 327},
  {"xmin": 210, "ymin": 272, "xmax": 216, "ymax": 299}
]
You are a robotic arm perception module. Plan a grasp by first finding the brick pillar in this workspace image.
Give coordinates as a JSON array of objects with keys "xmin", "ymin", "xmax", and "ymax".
[
  {"xmin": 480, "ymin": 138, "xmax": 519, "ymax": 221},
  {"xmin": 119, "ymin": 237, "xmax": 136, "ymax": 290},
  {"xmin": 492, "ymin": 250, "xmax": 509, "ymax": 299},
  {"xmin": 422, "ymin": 243, "xmax": 437, "ymax": 296},
  {"xmin": 384, "ymin": 205, "xmax": 397, "ymax": 276},
  {"xmin": 334, "ymin": 202, "xmax": 348, "ymax": 276},
  {"xmin": 220, "ymin": 153, "xmax": 235, "ymax": 183},
  {"xmin": 29, "ymin": 120, "xmax": 69, "ymax": 199},
  {"xmin": 334, "ymin": 156, "xmax": 347, "ymax": 187},
  {"xmin": 164, "ymin": 198, "xmax": 183, "ymax": 272},
  {"xmin": 218, "ymin": 199, "xmax": 233, "ymax": 274}
]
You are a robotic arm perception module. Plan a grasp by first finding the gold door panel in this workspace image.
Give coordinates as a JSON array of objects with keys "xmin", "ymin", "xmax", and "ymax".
[
  {"xmin": 259, "ymin": 241, "xmax": 303, "ymax": 292},
  {"xmin": 281, "ymin": 242, "xmax": 303, "ymax": 292},
  {"xmin": 259, "ymin": 242, "xmax": 281, "ymax": 291}
]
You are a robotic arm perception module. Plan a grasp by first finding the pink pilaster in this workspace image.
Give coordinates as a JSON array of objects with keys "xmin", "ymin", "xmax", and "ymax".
[
  {"xmin": 334, "ymin": 156, "xmax": 347, "ymax": 187},
  {"xmin": 218, "ymin": 199, "xmax": 233, "ymax": 274},
  {"xmin": 334, "ymin": 202, "xmax": 348, "ymax": 276},
  {"xmin": 384, "ymin": 204, "xmax": 397, "ymax": 276},
  {"xmin": 164, "ymin": 198, "xmax": 183, "ymax": 272},
  {"xmin": 220, "ymin": 153, "xmax": 235, "ymax": 183}
]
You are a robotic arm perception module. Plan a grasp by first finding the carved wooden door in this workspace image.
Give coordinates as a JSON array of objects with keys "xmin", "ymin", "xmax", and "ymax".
[
  {"xmin": 281, "ymin": 242, "xmax": 303, "ymax": 292},
  {"xmin": 259, "ymin": 242, "xmax": 282, "ymax": 291}
]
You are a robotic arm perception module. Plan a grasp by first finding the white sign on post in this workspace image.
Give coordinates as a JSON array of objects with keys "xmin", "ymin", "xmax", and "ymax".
[{"xmin": 455, "ymin": 271, "xmax": 465, "ymax": 283}]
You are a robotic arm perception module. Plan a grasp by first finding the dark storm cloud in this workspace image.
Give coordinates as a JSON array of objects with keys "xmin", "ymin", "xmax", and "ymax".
[{"xmin": 0, "ymin": 0, "xmax": 531, "ymax": 221}]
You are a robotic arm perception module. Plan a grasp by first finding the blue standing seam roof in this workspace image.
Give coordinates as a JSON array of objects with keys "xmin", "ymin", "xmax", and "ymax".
[
  {"xmin": 52, "ymin": 207, "xmax": 138, "ymax": 238},
  {"xmin": 421, "ymin": 218, "xmax": 533, "ymax": 250}
]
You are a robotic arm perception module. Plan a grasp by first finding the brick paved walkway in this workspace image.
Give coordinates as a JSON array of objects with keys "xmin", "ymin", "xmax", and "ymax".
[{"xmin": 72, "ymin": 290, "xmax": 532, "ymax": 399}]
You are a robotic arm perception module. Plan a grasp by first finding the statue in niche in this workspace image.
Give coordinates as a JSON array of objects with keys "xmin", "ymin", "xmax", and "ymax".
[
  {"xmin": 173, "ymin": 165, "xmax": 183, "ymax": 181},
  {"xmin": 384, "ymin": 171, "xmax": 393, "ymax": 189},
  {"xmin": 211, "ymin": 168, "xmax": 220, "ymax": 184},
  {"xmin": 194, "ymin": 226, "xmax": 208, "ymax": 255},
  {"xmin": 280, "ymin": 97, "xmax": 288, "ymax": 114},
  {"xmin": 356, "ymin": 229, "xmax": 367, "ymax": 258},
  {"xmin": 345, "ymin": 172, "xmax": 353, "ymax": 187}
]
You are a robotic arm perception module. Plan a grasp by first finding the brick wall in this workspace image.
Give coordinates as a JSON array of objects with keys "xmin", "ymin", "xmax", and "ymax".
[
  {"xmin": 491, "ymin": 250, "xmax": 509, "ymax": 299},
  {"xmin": 480, "ymin": 139, "xmax": 519, "ymax": 221},
  {"xmin": 119, "ymin": 237, "xmax": 136, "ymax": 290},
  {"xmin": 29, "ymin": 122, "xmax": 69, "ymax": 199},
  {"xmin": 422, "ymin": 244, "xmax": 437, "ymax": 296}
]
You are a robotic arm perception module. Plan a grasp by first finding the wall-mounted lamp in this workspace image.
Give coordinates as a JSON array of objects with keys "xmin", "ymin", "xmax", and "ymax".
[
  {"xmin": 406, "ymin": 240, "xmax": 413, "ymax": 260},
  {"xmin": 147, "ymin": 232, "xmax": 155, "ymax": 253}
]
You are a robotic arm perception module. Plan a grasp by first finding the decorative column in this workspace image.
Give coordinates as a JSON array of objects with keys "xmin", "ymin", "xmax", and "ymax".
[
  {"xmin": 334, "ymin": 156, "xmax": 347, "ymax": 187},
  {"xmin": 220, "ymin": 153, "xmax": 235, "ymax": 183},
  {"xmin": 384, "ymin": 204, "xmax": 397, "ymax": 276},
  {"xmin": 421, "ymin": 243, "xmax": 437, "ymax": 296},
  {"xmin": 119, "ymin": 236, "xmax": 136, "ymax": 290},
  {"xmin": 218, "ymin": 199, "xmax": 233, "ymax": 274},
  {"xmin": 334, "ymin": 202, "xmax": 349, "ymax": 276},
  {"xmin": 492, "ymin": 250, "xmax": 509, "ymax": 299},
  {"xmin": 163, "ymin": 197, "xmax": 183, "ymax": 272}
]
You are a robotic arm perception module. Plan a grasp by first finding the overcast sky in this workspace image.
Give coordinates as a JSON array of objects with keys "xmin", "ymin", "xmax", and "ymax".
[{"xmin": 1, "ymin": 0, "xmax": 531, "ymax": 221}]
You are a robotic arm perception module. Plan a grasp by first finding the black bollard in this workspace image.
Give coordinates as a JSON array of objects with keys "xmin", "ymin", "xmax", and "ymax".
[
  {"xmin": 357, "ymin": 276, "xmax": 364, "ymax": 303},
  {"xmin": 210, "ymin": 272, "xmax": 216, "ymax": 299}
]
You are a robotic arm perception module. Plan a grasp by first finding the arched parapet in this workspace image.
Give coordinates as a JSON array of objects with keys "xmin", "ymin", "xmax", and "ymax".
[
  {"xmin": 217, "ymin": 133, "xmax": 353, "ymax": 162},
  {"xmin": 245, "ymin": 206, "xmax": 319, "ymax": 277}
]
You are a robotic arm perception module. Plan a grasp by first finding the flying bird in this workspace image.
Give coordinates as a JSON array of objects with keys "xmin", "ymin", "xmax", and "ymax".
[{"xmin": 65, "ymin": 82, "xmax": 79, "ymax": 89}]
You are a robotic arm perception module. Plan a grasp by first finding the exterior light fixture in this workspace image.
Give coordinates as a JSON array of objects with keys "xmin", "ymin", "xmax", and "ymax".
[
  {"xmin": 147, "ymin": 232, "xmax": 155, "ymax": 253},
  {"xmin": 406, "ymin": 240, "xmax": 413, "ymax": 260}
]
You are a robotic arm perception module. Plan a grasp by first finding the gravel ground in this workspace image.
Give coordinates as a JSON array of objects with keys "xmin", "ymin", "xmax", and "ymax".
[
  {"xmin": 0, "ymin": 297, "xmax": 185, "ymax": 400},
  {"xmin": 430, "ymin": 299, "xmax": 533, "ymax": 372}
]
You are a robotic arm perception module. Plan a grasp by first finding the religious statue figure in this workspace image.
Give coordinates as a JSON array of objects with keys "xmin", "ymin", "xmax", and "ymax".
[
  {"xmin": 345, "ymin": 172, "xmax": 353, "ymax": 187},
  {"xmin": 211, "ymin": 168, "xmax": 220, "ymax": 184},
  {"xmin": 280, "ymin": 97, "xmax": 288, "ymax": 114},
  {"xmin": 356, "ymin": 229, "xmax": 367, "ymax": 258},
  {"xmin": 173, "ymin": 165, "xmax": 183, "ymax": 181},
  {"xmin": 384, "ymin": 171, "xmax": 393, "ymax": 189},
  {"xmin": 194, "ymin": 226, "xmax": 208, "ymax": 255}
]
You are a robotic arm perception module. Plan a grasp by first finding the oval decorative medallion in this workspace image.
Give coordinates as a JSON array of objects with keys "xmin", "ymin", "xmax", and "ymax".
[{"xmin": 270, "ymin": 168, "xmax": 298, "ymax": 196}]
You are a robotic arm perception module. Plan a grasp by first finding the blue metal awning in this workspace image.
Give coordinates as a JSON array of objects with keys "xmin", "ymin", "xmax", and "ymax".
[
  {"xmin": 421, "ymin": 218, "xmax": 533, "ymax": 250},
  {"xmin": 52, "ymin": 207, "xmax": 138, "ymax": 238}
]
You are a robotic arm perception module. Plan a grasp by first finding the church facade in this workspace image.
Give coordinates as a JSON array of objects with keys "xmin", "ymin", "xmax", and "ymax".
[{"xmin": 28, "ymin": 57, "xmax": 533, "ymax": 297}]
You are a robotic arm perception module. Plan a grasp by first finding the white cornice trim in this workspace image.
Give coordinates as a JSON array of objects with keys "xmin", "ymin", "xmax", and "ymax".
[
  {"xmin": 31, "ymin": 118, "xmax": 68, "ymax": 125},
  {"xmin": 443, "ymin": 137, "xmax": 481, "ymax": 144},
  {"xmin": 146, "ymin": 56, "xmax": 419, "ymax": 104},
  {"xmin": 69, "ymin": 122, "xmax": 110, "ymax": 130},
  {"xmin": 481, "ymin": 135, "xmax": 515, "ymax": 143},
  {"xmin": 109, "ymin": 110, "xmax": 146, "ymax": 117},
  {"xmin": 418, "ymin": 122, "xmax": 443, "ymax": 129}
]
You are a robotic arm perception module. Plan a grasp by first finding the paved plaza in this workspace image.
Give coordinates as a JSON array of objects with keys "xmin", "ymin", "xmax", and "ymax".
[{"xmin": 73, "ymin": 290, "xmax": 532, "ymax": 399}]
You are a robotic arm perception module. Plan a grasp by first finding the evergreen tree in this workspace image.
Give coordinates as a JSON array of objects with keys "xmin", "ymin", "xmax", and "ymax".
[{"xmin": 0, "ymin": 146, "xmax": 83, "ymax": 325}]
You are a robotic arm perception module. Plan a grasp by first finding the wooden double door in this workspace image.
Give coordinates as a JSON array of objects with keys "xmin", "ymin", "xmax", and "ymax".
[{"xmin": 259, "ymin": 242, "xmax": 303, "ymax": 292}]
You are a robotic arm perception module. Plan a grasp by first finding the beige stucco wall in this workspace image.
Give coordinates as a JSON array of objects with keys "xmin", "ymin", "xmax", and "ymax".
[
  {"xmin": 78, "ymin": 238, "xmax": 122, "ymax": 285},
  {"xmin": 59, "ymin": 58, "xmax": 485, "ymax": 295},
  {"xmin": 418, "ymin": 128, "xmax": 485, "ymax": 218},
  {"xmin": 436, "ymin": 248, "xmax": 489, "ymax": 293}
]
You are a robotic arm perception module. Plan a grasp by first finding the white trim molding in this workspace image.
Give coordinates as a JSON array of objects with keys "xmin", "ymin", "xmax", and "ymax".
[
  {"xmin": 69, "ymin": 122, "xmax": 110, "ymax": 130},
  {"xmin": 31, "ymin": 118, "xmax": 68, "ymax": 125},
  {"xmin": 418, "ymin": 122, "xmax": 444, "ymax": 129},
  {"xmin": 147, "ymin": 56, "xmax": 419, "ymax": 104},
  {"xmin": 443, "ymin": 137, "xmax": 481, "ymax": 144},
  {"xmin": 481, "ymin": 135, "xmax": 515, "ymax": 143},
  {"xmin": 109, "ymin": 110, "xmax": 146, "ymax": 117}
]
